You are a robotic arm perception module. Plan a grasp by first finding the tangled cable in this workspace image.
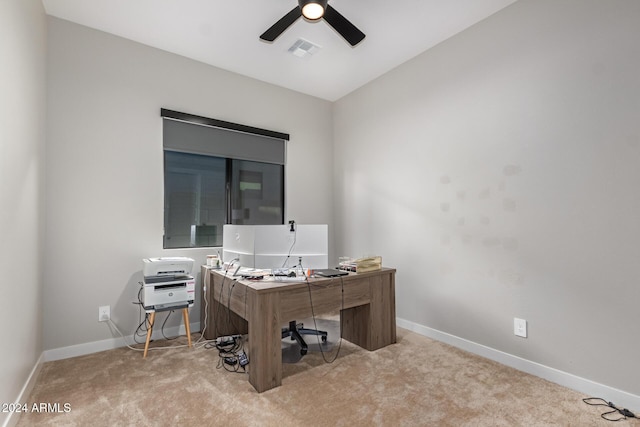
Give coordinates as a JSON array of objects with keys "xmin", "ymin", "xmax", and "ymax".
[{"xmin": 583, "ymin": 398, "xmax": 637, "ymax": 422}]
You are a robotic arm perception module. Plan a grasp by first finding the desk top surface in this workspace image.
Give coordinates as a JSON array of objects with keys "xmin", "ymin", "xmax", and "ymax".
[{"xmin": 206, "ymin": 266, "xmax": 395, "ymax": 292}]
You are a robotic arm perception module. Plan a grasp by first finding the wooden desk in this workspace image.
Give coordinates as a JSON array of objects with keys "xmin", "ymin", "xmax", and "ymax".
[{"xmin": 201, "ymin": 267, "xmax": 396, "ymax": 393}]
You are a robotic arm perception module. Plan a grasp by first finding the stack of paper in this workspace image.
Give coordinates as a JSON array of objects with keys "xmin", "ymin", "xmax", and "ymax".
[{"xmin": 338, "ymin": 256, "xmax": 382, "ymax": 273}]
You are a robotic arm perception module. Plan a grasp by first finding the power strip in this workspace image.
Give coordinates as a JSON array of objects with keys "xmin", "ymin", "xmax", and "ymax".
[{"xmin": 215, "ymin": 335, "xmax": 241, "ymax": 345}]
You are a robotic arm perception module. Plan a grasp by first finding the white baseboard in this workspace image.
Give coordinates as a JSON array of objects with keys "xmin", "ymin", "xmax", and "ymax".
[
  {"xmin": 396, "ymin": 317, "xmax": 640, "ymax": 413},
  {"xmin": 2, "ymin": 354, "xmax": 44, "ymax": 427},
  {"xmin": 43, "ymin": 321, "xmax": 200, "ymax": 362}
]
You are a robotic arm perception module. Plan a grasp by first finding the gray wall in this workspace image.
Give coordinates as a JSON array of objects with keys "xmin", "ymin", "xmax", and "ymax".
[
  {"xmin": 333, "ymin": 0, "xmax": 640, "ymax": 397},
  {"xmin": 44, "ymin": 17, "xmax": 334, "ymax": 350},
  {"xmin": 0, "ymin": 0, "xmax": 47, "ymax": 424}
]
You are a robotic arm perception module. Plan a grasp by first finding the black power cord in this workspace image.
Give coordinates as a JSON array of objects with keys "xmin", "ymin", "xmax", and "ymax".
[
  {"xmin": 209, "ymin": 335, "xmax": 248, "ymax": 373},
  {"xmin": 214, "ymin": 269, "xmax": 234, "ymax": 338},
  {"xmin": 301, "ymin": 260, "xmax": 344, "ymax": 364},
  {"xmin": 583, "ymin": 398, "xmax": 638, "ymax": 422},
  {"xmin": 205, "ymin": 261, "xmax": 249, "ymax": 374},
  {"xmin": 281, "ymin": 223, "xmax": 297, "ymax": 268}
]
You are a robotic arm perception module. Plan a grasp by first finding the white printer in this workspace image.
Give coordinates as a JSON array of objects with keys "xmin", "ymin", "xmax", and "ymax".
[{"xmin": 141, "ymin": 257, "xmax": 195, "ymax": 311}]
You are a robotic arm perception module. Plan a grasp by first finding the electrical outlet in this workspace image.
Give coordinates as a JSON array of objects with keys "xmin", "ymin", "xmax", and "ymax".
[
  {"xmin": 98, "ymin": 305, "xmax": 110, "ymax": 322},
  {"xmin": 514, "ymin": 317, "xmax": 527, "ymax": 338}
]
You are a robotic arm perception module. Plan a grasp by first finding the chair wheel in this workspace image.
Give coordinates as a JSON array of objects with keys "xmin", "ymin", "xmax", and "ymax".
[
  {"xmin": 321, "ymin": 335, "xmax": 327, "ymax": 342},
  {"xmin": 300, "ymin": 348, "xmax": 307, "ymax": 356}
]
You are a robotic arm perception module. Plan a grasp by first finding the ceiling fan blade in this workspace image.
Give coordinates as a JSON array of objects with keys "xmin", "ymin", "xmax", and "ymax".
[
  {"xmin": 260, "ymin": 6, "xmax": 302, "ymax": 42},
  {"xmin": 323, "ymin": 5, "xmax": 365, "ymax": 46}
]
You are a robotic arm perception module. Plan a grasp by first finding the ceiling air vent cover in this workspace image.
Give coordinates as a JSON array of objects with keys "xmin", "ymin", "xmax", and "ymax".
[{"xmin": 288, "ymin": 38, "xmax": 321, "ymax": 58}]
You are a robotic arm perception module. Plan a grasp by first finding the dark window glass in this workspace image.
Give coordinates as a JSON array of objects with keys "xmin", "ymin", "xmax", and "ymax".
[
  {"xmin": 163, "ymin": 152, "xmax": 284, "ymax": 248},
  {"xmin": 230, "ymin": 159, "xmax": 284, "ymax": 225}
]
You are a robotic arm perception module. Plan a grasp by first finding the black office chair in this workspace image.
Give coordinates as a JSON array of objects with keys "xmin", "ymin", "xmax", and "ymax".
[{"xmin": 282, "ymin": 320, "xmax": 327, "ymax": 356}]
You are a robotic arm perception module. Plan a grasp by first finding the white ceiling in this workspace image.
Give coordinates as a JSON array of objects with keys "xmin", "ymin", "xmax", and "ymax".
[{"xmin": 42, "ymin": 0, "xmax": 518, "ymax": 101}]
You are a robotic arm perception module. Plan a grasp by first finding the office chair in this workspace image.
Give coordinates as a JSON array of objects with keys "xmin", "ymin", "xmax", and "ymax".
[{"xmin": 282, "ymin": 320, "xmax": 327, "ymax": 356}]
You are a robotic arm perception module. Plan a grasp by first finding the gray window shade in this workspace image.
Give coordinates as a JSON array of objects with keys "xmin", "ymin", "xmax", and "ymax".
[{"xmin": 163, "ymin": 118, "xmax": 286, "ymax": 165}]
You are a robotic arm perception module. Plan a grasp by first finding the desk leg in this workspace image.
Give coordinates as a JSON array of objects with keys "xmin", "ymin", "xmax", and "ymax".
[
  {"xmin": 248, "ymin": 289, "xmax": 281, "ymax": 393},
  {"xmin": 143, "ymin": 311, "xmax": 156, "ymax": 358},
  {"xmin": 342, "ymin": 272, "xmax": 396, "ymax": 350},
  {"xmin": 183, "ymin": 308, "xmax": 192, "ymax": 347}
]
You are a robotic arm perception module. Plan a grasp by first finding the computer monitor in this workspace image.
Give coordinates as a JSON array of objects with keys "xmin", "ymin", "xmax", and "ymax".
[{"xmin": 222, "ymin": 224, "xmax": 328, "ymax": 270}]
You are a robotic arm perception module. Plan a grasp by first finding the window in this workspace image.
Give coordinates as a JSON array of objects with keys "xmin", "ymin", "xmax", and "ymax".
[
  {"xmin": 230, "ymin": 159, "xmax": 284, "ymax": 225},
  {"xmin": 161, "ymin": 109, "xmax": 288, "ymax": 249}
]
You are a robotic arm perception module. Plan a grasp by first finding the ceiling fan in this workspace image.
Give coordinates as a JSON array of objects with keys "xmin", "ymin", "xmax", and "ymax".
[{"xmin": 260, "ymin": 0, "xmax": 366, "ymax": 47}]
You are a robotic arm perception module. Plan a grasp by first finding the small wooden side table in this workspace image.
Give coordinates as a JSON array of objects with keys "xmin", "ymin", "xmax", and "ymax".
[{"xmin": 143, "ymin": 306, "xmax": 192, "ymax": 358}]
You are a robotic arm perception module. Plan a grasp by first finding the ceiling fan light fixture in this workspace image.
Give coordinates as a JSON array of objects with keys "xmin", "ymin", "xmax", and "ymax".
[
  {"xmin": 299, "ymin": 0, "xmax": 327, "ymax": 20},
  {"xmin": 261, "ymin": 0, "xmax": 365, "ymax": 46}
]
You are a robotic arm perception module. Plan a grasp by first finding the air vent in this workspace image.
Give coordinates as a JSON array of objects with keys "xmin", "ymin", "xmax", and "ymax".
[{"xmin": 288, "ymin": 38, "xmax": 321, "ymax": 58}]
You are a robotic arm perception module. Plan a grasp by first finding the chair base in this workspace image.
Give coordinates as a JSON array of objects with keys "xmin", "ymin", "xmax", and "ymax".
[{"xmin": 282, "ymin": 320, "xmax": 327, "ymax": 355}]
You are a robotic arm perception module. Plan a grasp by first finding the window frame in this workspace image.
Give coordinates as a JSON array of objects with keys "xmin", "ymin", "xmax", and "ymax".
[{"xmin": 161, "ymin": 109, "xmax": 289, "ymax": 249}]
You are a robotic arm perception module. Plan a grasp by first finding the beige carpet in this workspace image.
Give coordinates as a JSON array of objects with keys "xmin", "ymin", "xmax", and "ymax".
[{"xmin": 16, "ymin": 325, "xmax": 634, "ymax": 426}]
